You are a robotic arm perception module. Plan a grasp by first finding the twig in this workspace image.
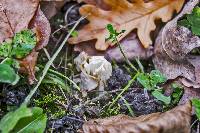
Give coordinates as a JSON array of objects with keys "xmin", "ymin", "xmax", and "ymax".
[{"xmin": 43, "ymin": 48, "xmax": 56, "ymax": 68}]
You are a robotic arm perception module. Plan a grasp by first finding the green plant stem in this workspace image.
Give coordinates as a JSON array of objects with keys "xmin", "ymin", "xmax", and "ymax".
[
  {"xmin": 23, "ymin": 17, "xmax": 83, "ymax": 105},
  {"xmin": 108, "ymin": 72, "xmax": 139, "ymax": 109},
  {"xmin": 116, "ymin": 39, "xmax": 138, "ymax": 72}
]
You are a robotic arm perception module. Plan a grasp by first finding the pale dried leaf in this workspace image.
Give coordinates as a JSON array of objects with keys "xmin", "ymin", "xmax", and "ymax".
[
  {"xmin": 81, "ymin": 102, "xmax": 192, "ymax": 133},
  {"xmin": 69, "ymin": 0, "xmax": 185, "ymax": 50},
  {"xmin": 153, "ymin": 0, "xmax": 200, "ymax": 88}
]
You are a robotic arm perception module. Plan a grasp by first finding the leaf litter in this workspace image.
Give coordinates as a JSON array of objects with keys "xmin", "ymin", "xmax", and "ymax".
[{"xmin": 1, "ymin": 0, "xmax": 200, "ymax": 133}]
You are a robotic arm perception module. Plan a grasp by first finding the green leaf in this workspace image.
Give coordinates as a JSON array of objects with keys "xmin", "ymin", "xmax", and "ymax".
[
  {"xmin": 152, "ymin": 90, "xmax": 171, "ymax": 105},
  {"xmin": 11, "ymin": 29, "xmax": 36, "ymax": 59},
  {"xmin": 150, "ymin": 70, "xmax": 167, "ymax": 86},
  {"xmin": 137, "ymin": 73, "xmax": 151, "ymax": 89},
  {"xmin": 12, "ymin": 107, "xmax": 47, "ymax": 133},
  {"xmin": 171, "ymin": 83, "xmax": 183, "ymax": 105},
  {"xmin": 0, "ymin": 63, "xmax": 19, "ymax": 85},
  {"xmin": 178, "ymin": 6, "xmax": 200, "ymax": 36},
  {"xmin": 192, "ymin": 98, "xmax": 200, "ymax": 120},
  {"xmin": 192, "ymin": 98, "xmax": 200, "ymax": 108},
  {"xmin": 107, "ymin": 24, "xmax": 115, "ymax": 34},
  {"xmin": 2, "ymin": 58, "xmax": 20, "ymax": 69},
  {"xmin": 178, "ymin": 19, "xmax": 191, "ymax": 28},
  {"xmin": 0, "ymin": 105, "xmax": 32, "ymax": 133},
  {"xmin": 69, "ymin": 29, "xmax": 78, "ymax": 37},
  {"xmin": 0, "ymin": 40, "xmax": 12, "ymax": 58},
  {"xmin": 193, "ymin": 7, "xmax": 200, "ymax": 17}
]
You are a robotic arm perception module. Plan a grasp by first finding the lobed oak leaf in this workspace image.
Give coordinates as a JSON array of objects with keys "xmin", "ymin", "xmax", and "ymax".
[{"xmin": 68, "ymin": 0, "xmax": 185, "ymax": 51}]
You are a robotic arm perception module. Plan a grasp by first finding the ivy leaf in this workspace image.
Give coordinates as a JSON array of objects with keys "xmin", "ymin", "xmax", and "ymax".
[
  {"xmin": 0, "ymin": 105, "xmax": 32, "ymax": 133},
  {"xmin": 137, "ymin": 73, "xmax": 151, "ymax": 90},
  {"xmin": 150, "ymin": 70, "xmax": 167, "ymax": 87},
  {"xmin": 192, "ymin": 98, "xmax": 200, "ymax": 120},
  {"xmin": 152, "ymin": 90, "xmax": 171, "ymax": 105},
  {"xmin": 0, "ymin": 63, "xmax": 19, "ymax": 85}
]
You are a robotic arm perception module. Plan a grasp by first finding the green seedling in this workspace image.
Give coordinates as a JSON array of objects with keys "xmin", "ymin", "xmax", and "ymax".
[
  {"xmin": 106, "ymin": 24, "xmax": 138, "ymax": 72},
  {"xmin": 137, "ymin": 70, "xmax": 171, "ymax": 105}
]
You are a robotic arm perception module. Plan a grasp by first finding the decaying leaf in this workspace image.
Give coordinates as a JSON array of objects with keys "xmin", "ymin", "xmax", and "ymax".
[
  {"xmin": 81, "ymin": 102, "xmax": 192, "ymax": 133},
  {"xmin": 153, "ymin": 0, "xmax": 200, "ymax": 88},
  {"xmin": 0, "ymin": 0, "xmax": 39, "ymax": 43},
  {"xmin": 69, "ymin": 0, "xmax": 185, "ymax": 50},
  {"xmin": 74, "ymin": 52, "xmax": 112, "ymax": 91}
]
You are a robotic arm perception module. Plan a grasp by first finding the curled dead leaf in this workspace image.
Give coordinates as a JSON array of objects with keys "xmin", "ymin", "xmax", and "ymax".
[
  {"xmin": 69, "ymin": 0, "xmax": 185, "ymax": 50},
  {"xmin": 81, "ymin": 102, "xmax": 192, "ymax": 133},
  {"xmin": 153, "ymin": 0, "xmax": 200, "ymax": 88}
]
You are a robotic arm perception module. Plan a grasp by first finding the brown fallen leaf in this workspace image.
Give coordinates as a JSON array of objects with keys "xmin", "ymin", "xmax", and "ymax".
[
  {"xmin": 0, "ymin": 0, "xmax": 39, "ymax": 43},
  {"xmin": 0, "ymin": 0, "xmax": 51, "ymax": 84},
  {"xmin": 29, "ymin": 8, "xmax": 51, "ymax": 51},
  {"xmin": 81, "ymin": 0, "xmax": 111, "ymax": 10},
  {"xmin": 40, "ymin": 0, "xmax": 66, "ymax": 19},
  {"xmin": 153, "ymin": 0, "xmax": 200, "ymax": 88},
  {"xmin": 68, "ymin": 0, "xmax": 185, "ymax": 50},
  {"xmin": 19, "ymin": 50, "xmax": 39, "ymax": 84},
  {"xmin": 81, "ymin": 102, "xmax": 192, "ymax": 133}
]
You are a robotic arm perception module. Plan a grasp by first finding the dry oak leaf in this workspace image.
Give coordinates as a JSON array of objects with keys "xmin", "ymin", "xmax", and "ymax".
[
  {"xmin": 81, "ymin": 102, "xmax": 192, "ymax": 133},
  {"xmin": 68, "ymin": 0, "xmax": 185, "ymax": 51}
]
